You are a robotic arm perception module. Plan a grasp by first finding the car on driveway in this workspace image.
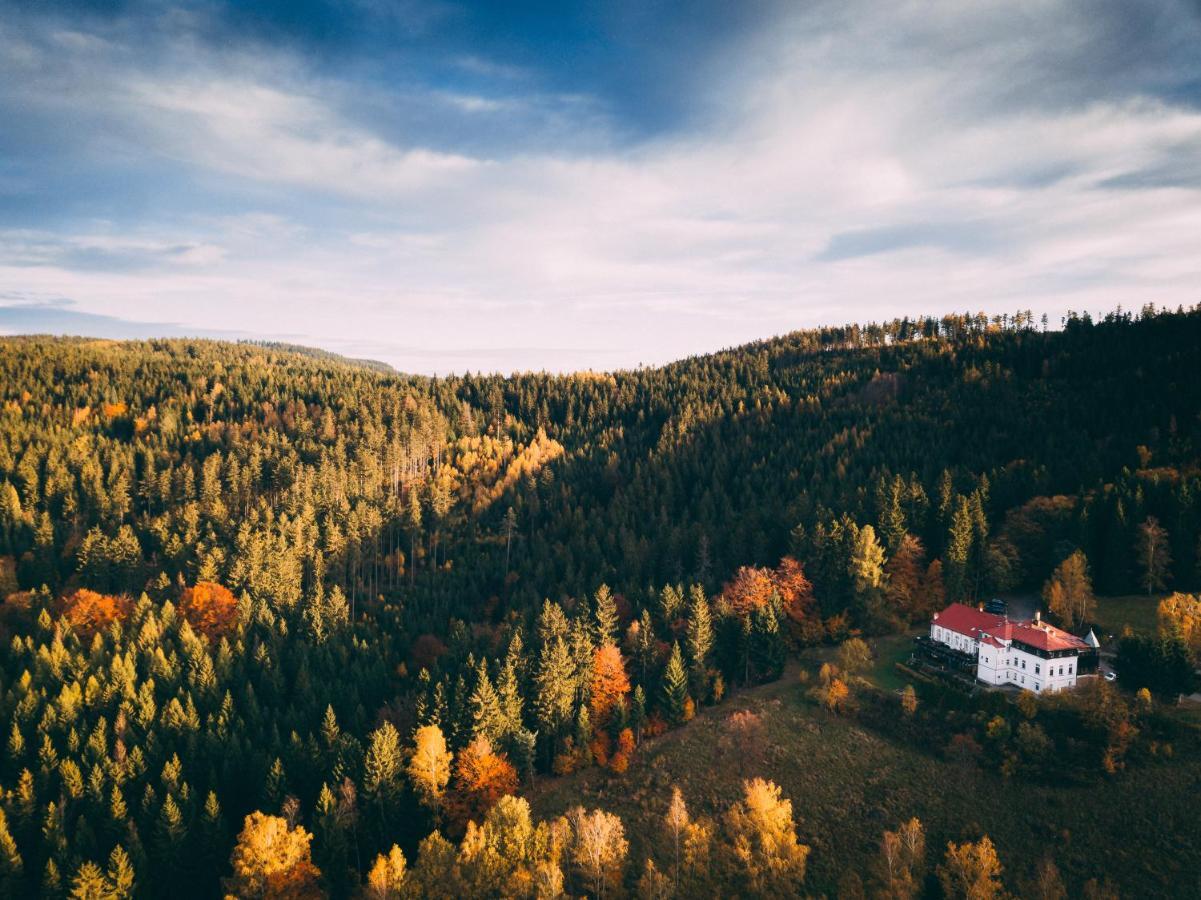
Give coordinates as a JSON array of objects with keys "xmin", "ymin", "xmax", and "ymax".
[{"xmin": 1104, "ymin": 671, "xmax": 1117, "ymax": 682}]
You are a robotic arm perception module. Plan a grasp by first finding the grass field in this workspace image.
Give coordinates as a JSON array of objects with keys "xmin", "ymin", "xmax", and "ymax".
[
  {"xmin": 1093, "ymin": 594, "xmax": 1162, "ymax": 640},
  {"xmin": 527, "ymin": 669, "xmax": 1201, "ymax": 898}
]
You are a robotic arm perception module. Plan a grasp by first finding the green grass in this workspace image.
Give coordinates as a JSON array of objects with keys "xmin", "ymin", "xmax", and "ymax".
[
  {"xmin": 1094, "ymin": 594, "xmax": 1162, "ymax": 639},
  {"xmin": 865, "ymin": 632, "xmax": 922, "ymax": 692},
  {"xmin": 796, "ymin": 631, "xmax": 922, "ymax": 692},
  {"xmin": 527, "ymin": 670, "xmax": 1201, "ymax": 898}
]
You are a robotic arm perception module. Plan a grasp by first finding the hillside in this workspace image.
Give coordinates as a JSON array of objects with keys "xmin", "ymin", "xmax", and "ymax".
[
  {"xmin": 527, "ymin": 662, "xmax": 1201, "ymax": 898},
  {"xmin": 0, "ymin": 308, "xmax": 1200, "ymax": 897}
]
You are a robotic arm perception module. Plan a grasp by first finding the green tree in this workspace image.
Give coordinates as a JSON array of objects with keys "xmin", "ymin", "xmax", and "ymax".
[
  {"xmin": 661, "ymin": 643, "xmax": 691, "ymax": 725},
  {"xmin": 684, "ymin": 585, "xmax": 714, "ymax": 701}
]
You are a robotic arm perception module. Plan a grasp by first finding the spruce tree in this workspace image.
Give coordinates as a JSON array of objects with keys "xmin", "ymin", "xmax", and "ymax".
[
  {"xmin": 661, "ymin": 643, "xmax": 691, "ymax": 725},
  {"xmin": 685, "ymin": 586, "xmax": 713, "ymax": 701}
]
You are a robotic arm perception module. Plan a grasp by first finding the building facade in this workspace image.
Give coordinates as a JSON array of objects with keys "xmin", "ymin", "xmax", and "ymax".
[{"xmin": 928, "ymin": 603, "xmax": 1090, "ymax": 693}]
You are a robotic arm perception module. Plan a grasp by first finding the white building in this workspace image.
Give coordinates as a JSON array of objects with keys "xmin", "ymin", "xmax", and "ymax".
[{"xmin": 928, "ymin": 603, "xmax": 1090, "ymax": 693}]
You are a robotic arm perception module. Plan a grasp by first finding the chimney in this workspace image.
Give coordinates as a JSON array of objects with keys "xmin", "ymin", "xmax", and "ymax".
[{"xmin": 1035, "ymin": 610, "xmax": 1041, "ymax": 626}]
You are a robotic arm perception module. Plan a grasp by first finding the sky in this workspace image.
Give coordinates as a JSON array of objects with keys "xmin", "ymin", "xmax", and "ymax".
[{"xmin": 2, "ymin": 0, "xmax": 1201, "ymax": 374}]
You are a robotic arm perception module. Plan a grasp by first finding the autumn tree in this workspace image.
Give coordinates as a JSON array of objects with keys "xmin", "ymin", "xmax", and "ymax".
[
  {"xmin": 937, "ymin": 835, "xmax": 1005, "ymax": 900},
  {"xmin": 838, "ymin": 637, "xmax": 872, "ymax": 679},
  {"xmin": 446, "ymin": 737, "xmax": 518, "ymax": 832},
  {"xmin": 884, "ymin": 535, "xmax": 926, "ymax": 622},
  {"xmin": 1024, "ymin": 856, "xmax": 1066, "ymax": 900},
  {"xmin": 1136, "ymin": 516, "xmax": 1172, "ymax": 595},
  {"xmin": 567, "ymin": 807, "xmax": 628, "ymax": 899},
  {"xmin": 178, "ymin": 581, "xmax": 239, "ymax": 639},
  {"xmin": 60, "ymin": 589, "xmax": 130, "ymax": 639},
  {"xmin": 1042, "ymin": 550, "xmax": 1095, "ymax": 629},
  {"xmin": 665, "ymin": 787, "xmax": 689, "ymax": 893},
  {"xmin": 226, "ymin": 812, "xmax": 322, "ymax": 900},
  {"xmin": 723, "ymin": 778, "xmax": 809, "ymax": 894},
  {"xmin": 408, "ymin": 724, "xmax": 452, "ymax": 813},
  {"xmin": 1158, "ymin": 592, "xmax": 1201, "ymax": 655},
  {"xmin": 876, "ymin": 818, "xmax": 925, "ymax": 900},
  {"xmin": 589, "ymin": 643, "xmax": 631, "ymax": 728},
  {"xmin": 365, "ymin": 845, "xmax": 407, "ymax": 899}
]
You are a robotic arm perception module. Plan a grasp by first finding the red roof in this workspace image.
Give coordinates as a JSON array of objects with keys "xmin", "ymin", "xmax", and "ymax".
[{"xmin": 932, "ymin": 603, "xmax": 1088, "ymax": 653}]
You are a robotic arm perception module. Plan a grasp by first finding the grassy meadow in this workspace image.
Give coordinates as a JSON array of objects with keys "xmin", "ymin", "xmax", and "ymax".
[{"xmin": 528, "ymin": 665, "xmax": 1201, "ymax": 898}]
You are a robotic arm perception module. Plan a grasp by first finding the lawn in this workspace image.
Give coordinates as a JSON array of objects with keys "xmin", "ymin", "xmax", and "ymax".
[
  {"xmin": 527, "ymin": 670, "xmax": 1201, "ymax": 898},
  {"xmin": 1093, "ymin": 594, "xmax": 1162, "ymax": 640}
]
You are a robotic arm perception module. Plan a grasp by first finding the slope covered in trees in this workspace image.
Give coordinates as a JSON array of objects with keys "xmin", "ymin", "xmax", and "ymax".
[{"xmin": 0, "ymin": 307, "xmax": 1199, "ymax": 896}]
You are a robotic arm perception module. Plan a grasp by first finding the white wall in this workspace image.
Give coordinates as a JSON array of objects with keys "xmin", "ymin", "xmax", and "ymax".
[{"xmin": 933, "ymin": 623, "xmax": 1079, "ymax": 693}]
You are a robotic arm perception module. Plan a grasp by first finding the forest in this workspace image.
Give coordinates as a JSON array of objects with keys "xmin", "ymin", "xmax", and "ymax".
[{"xmin": 0, "ymin": 305, "xmax": 1200, "ymax": 898}]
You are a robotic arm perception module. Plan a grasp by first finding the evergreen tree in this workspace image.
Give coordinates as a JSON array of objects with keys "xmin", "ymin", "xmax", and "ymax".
[{"xmin": 661, "ymin": 644, "xmax": 691, "ymax": 725}]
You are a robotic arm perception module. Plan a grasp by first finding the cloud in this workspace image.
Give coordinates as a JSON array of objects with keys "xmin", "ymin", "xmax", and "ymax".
[{"xmin": 1, "ymin": 1, "xmax": 1200, "ymax": 373}]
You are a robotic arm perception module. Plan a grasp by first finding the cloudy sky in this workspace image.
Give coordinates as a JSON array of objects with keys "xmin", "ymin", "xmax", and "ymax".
[{"xmin": 2, "ymin": 0, "xmax": 1200, "ymax": 373}]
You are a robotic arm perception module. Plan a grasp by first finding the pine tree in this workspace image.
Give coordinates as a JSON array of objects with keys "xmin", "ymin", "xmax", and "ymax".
[
  {"xmin": 657, "ymin": 584, "xmax": 684, "ymax": 628},
  {"xmin": 106, "ymin": 846, "xmax": 135, "ymax": 900},
  {"xmin": 661, "ymin": 644, "xmax": 691, "ymax": 725},
  {"xmin": 685, "ymin": 586, "xmax": 713, "ymax": 701},
  {"xmin": 0, "ymin": 807, "xmax": 23, "ymax": 892},
  {"xmin": 469, "ymin": 661, "xmax": 506, "ymax": 745},
  {"xmin": 631, "ymin": 686, "xmax": 647, "ymax": 743},
  {"xmin": 364, "ymin": 722, "xmax": 403, "ymax": 827},
  {"xmin": 945, "ymin": 496, "xmax": 974, "ymax": 602},
  {"xmin": 594, "ymin": 584, "xmax": 619, "ymax": 646},
  {"xmin": 534, "ymin": 637, "xmax": 575, "ymax": 761},
  {"xmin": 878, "ymin": 474, "xmax": 908, "ymax": 553},
  {"xmin": 264, "ymin": 757, "xmax": 288, "ymax": 812}
]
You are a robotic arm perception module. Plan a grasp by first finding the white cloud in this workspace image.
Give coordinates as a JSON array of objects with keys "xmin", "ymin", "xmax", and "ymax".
[{"xmin": 2, "ymin": 1, "xmax": 1200, "ymax": 372}]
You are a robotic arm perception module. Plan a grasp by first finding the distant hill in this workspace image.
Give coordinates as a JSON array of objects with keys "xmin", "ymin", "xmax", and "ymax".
[{"xmin": 238, "ymin": 340, "xmax": 397, "ymax": 374}]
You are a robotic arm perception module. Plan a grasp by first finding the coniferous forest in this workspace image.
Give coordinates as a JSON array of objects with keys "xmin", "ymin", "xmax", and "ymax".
[{"xmin": 1, "ymin": 306, "xmax": 1201, "ymax": 898}]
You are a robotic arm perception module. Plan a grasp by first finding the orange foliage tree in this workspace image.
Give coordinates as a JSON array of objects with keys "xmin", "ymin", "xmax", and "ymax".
[
  {"xmin": 721, "ymin": 557, "xmax": 819, "ymax": 641},
  {"xmin": 589, "ymin": 644, "xmax": 631, "ymax": 728},
  {"xmin": 179, "ymin": 581, "xmax": 240, "ymax": 639},
  {"xmin": 60, "ymin": 589, "xmax": 131, "ymax": 639},
  {"xmin": 446, "ymin": 737, "xmax": 518, "ymax": 832}
]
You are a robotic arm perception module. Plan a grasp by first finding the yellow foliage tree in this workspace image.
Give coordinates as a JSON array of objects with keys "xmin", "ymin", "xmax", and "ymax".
[
  {"xmin": 408, "ymin": 724, "xmax": 452, "ymax": 812},
  {"xmin": 723, "ymin": 778, "xmax": 809, "ymax": 893},
  {"xmin": 937, "ymin": 835, "xmax": 1005, "ymax": 900},
  {"xmin": 1158, "ymin": 592, "xmax": 1201, "ymax": 654},
  {"xmin": 226, "ymin": 812, "xmax": 322, "ymax": 900},
  {"xmin": 365, "ymin": 845, "xmax": 407, "ymax": 899}
]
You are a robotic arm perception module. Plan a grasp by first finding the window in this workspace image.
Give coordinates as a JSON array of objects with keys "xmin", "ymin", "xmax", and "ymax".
[
  {"xmin": 1068, "ymin": 664, "xmax": 1073, "ymax": 674},
  {"xmin": 1035, "ymin": 664, "xmax": 1041, "ymax": 675}
]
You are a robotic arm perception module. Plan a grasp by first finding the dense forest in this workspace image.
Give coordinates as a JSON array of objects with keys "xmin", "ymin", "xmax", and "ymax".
[{"xmin": 1, "ymin": 306, "xmax": 1200, "ymax": 898}]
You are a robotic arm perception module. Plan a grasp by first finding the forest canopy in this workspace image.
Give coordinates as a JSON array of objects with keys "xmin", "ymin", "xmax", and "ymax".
[{"xmin": 0, "ymin": 306, "xmax": 1199, "ymax": 896}]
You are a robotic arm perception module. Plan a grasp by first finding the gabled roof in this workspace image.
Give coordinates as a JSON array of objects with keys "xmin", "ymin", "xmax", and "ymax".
[{"xmin": 932, "ymin": 603, "xmax": 1088, "ymax": 653}]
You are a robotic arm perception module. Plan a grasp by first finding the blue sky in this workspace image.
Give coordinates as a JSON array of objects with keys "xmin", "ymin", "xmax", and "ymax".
[{"xmin": 2, "ymin": 0, "xmax": 1201, "ymax": 373}]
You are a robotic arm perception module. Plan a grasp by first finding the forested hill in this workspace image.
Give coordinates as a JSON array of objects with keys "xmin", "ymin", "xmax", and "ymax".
[{"xmin": 0, "ymin": 308, "xmax": 1199, "ymax": 897}]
